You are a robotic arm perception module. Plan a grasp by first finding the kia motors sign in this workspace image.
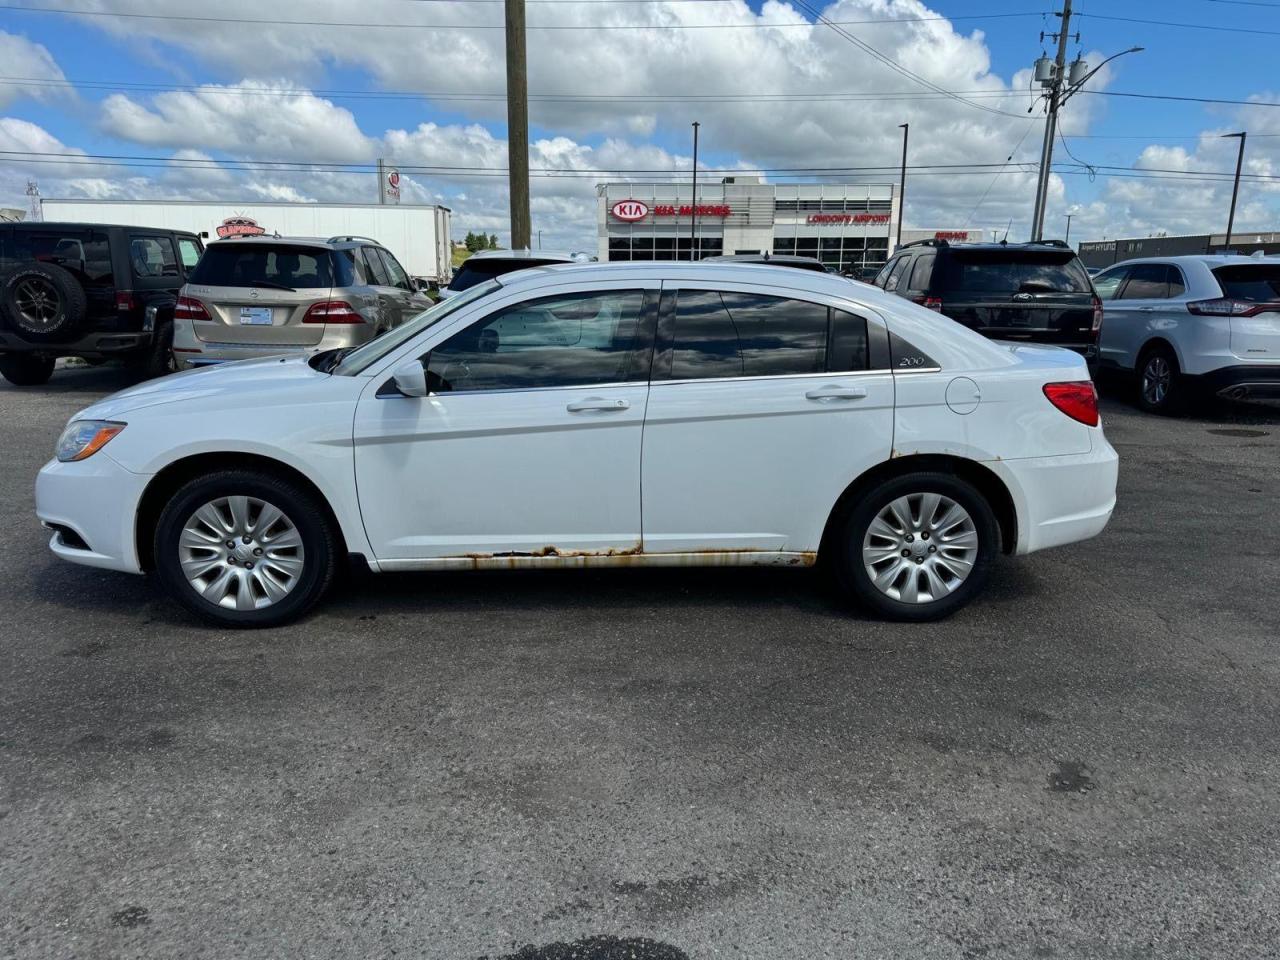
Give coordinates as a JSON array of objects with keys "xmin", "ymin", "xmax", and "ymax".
[{"xmin": 611, "ymin": 199, "xmax": 650, "ymax": 222}]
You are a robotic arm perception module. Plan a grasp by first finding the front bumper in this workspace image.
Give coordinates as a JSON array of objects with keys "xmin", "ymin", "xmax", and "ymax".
[
  {"xmin": 1199, "ymin": 364, "xmax": 1280, "ymax": 399},
  {"xmin": 993, "ymin": 433, "xmax": 1119, "ymax": 556},
  {"xmin": 35, "ymin": 454, "xmax": 151, "ymax": 574}
]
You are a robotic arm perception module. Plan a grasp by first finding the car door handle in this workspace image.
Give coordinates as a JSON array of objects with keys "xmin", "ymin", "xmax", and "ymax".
[
  {"xmin": 805, "ymin": 385, "xmax": 868, "ymax": 402},
  {"xmin": 566, "ymin": 397, "xmax": 630, "ymax": 413},
  {"xmin": 1137, "ymin": 306, "xmax": 1156, "ymax": 312}
]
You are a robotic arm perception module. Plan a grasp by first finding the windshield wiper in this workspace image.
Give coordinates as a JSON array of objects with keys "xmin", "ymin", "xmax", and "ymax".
[
  {"xmin": 312, "ymin": 346, "xmax": 352, "ymax": 374},
  {"xmin": 249, "ymin": 280, "xmax": 296, "ymax": 292}
]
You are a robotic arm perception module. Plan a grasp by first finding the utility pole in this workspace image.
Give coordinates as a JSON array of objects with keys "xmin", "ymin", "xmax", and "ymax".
[
  {"xmin": 896, "ymin": 123, "xmax": 908, "ymax": 249},
  {"xmin": 1222, "ymin": 131, "xmax": 1247, "ymax": 252},
  {"xmin": 505, "ymin": 0, "xmax": 531, "ymax": 249},
  {"xmin": 1030, "ymin": 0, "xmax": 1072, "ymax": 241},
  {"xmin": 377, "ymin": 158, "xmax": 385, "ymax": 205},
  {"xmin": 1065, "ymin": 213, "xmax": 1073, "ymax": 244},
  {"xmin": 690, "ymin": 121, "xmax": 700, "ymax": 261}
]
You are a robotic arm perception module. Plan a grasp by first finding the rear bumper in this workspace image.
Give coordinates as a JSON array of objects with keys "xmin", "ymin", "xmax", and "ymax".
[
  {"xmin": 0, "ymin": 329, "xmax": 153, "ymax": 356},
  {"xmin": 992, "ymin": 434, "xmax": 1119, "ymax": 556},
  {"xmin": 1199, "ymin": 364, "xmax": 1280, "ymax": 399},
  {"xmin": 172, "ymin": 320, "xmax": 374, "ymax": 369}
]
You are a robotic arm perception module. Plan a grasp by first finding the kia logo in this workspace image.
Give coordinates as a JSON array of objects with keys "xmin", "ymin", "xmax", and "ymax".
[{"xmin": 610, "ymin": 200, "xmax": 650, "ymax": 222}]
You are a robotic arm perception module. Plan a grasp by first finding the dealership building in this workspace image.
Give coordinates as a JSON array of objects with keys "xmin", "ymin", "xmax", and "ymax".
[{"xmin": 596, "ymin": 177, "xmax": 901, "ymax": 277}]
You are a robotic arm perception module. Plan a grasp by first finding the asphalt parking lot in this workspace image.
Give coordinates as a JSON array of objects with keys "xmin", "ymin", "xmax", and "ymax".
[{"xmin": 2, "ymin": 366, "xmax": 1279, "ymax": 960}]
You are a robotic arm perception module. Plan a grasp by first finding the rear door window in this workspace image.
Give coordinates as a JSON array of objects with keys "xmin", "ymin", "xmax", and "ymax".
[
  {"xmin": 362, "ymin": 247, "xmax": 391, "ymax": 286},
  {"xmin": 376, "ymin": 248, "xmax": 413, "ymax": 291},
  {"xmin": 1212, "ymin": 264, "xmax": 1280, "ymax": 302},
  {"xmin": 1118, "ymin": 264, "xmax": 1169, "ymax": 299},
  {"xmin": 188, "ymin": 244, "xmax": 335, "ymax": 289}
]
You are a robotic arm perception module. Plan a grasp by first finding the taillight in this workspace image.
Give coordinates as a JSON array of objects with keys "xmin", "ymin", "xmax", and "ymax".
[
  {"xmin": 114, "ymin": 290, "xmax": 136, "ymax": 312},
  {"xmin": 1187, "ymin": 298, "xmax": 1280, "ymax": 317},
  {"xmin": 303, "ymin": 300, "xmax": 364, "ymax": 324},
  {"xmin": 912, "ymin": 296, "xmax": 943, "ymax": 311},
  {"xmin": 1043, "ymin": 381, "xmax": 1099, "ymax": 427},
  {"xmin": 174, "ymin": 295, "xmax": 212, "ymax": 321},
  {"xmin": 1091, "ymin": 295, "xmax": 1103, "ymax": 333}
]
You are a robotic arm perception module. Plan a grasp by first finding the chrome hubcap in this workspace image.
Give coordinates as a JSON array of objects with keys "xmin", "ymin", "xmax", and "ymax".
[
  {"xmin": 862, "ymin": 493, "xmax": 979, "ymax": 604},
  {"xmin": 178, "ymin": 496, "xmax": 304, "ymax": 611},
  {"xmin": 1142, "ymin": 356, "xmax": 1171, "ymax": 405}
]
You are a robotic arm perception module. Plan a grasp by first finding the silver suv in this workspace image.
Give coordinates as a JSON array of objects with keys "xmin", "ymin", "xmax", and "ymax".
[
  {"xmin": 173, "ymin": 235, "xmax": 432, "ymax": 368},
  {"xmin": 1094, "ymin": 254, "xmax": 1280, "ymax": 413}
]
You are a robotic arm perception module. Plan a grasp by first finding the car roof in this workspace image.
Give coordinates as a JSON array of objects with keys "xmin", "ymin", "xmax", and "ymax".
[
  {"xmin": 6, "ymin": 220, "xmax": 201, "ymax": 237},
  {"xmin": 703, "ymin": 254, "xmax": 828, "ymax": 269},
  {"xmin": 463, "ymin": 249, "xmax": 581, "ymax": 263},
  {"xmin": 207, "ymin": 235, "xmax": 360, "ymax": 249},
  {"xmin": 1099, "ymin": 254, "xmax": 1280, "ymax": 270}
]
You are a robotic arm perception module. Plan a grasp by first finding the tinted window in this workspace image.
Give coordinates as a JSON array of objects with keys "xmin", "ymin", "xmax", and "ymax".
[
  {"xmin": 1212, "ymin": 264, "xmax": 1280, "ymax": 302},
  {"xmin": 189, "ymin": 244, "xmax": 335, "ymax": 289},
  {"xmin": 130, "ymin": 236, "xmax": 179, "ymax": 279},
  {"xmin": 377, "ymin": 248, "xmax": 412, "ymax": 291},
  {"xmin": 176, "ymin": 237, "xmax": 202, "ymax": 270},
  {"xmin": 449, "ymin": 257, "xmax": 569, "ymax": 292},
  {"xmin": 884, "ymin": 256, "xmax": 910, "ymax": 291},
  {"xmin": 871, "ymin": 258, "xmax": 897, "ymax": 288},
  {"xmin": 942, "ymin": 254, "xmax": 1091, "ymax": 293},
  {"xmin": 907, "ymin": 253, "xmax": 935, "ymax": 291},
  {"xmin": 1118, "ymin": 263, "xmax": 1169, "ymax": 299},
  {"xmin": 670, "ymin": 291, "xmax": 868, "ymax": 379},
  {"xmin": 11, "ymin": 229, "xmax": 112, "ymax": 287},
  {"xmin": 1092, "ymin": 268, "xmax": 1128, "ymax": 301},
  {"xmin": 424, "ymin": 290, "xmax": 644, "ymax": 392},
  {"xmin": 362, "ymin": 247, "xmax": 390, "ymax": 286},
  {"xmin": 1167, "ymin": 266, "xmax": 1186, "ymax": 298}
]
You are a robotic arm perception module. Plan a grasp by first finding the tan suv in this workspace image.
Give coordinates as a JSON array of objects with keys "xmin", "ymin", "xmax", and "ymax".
[{"xmin": 173, "ymin": 235, "xmax": 432, "ymax": 368}]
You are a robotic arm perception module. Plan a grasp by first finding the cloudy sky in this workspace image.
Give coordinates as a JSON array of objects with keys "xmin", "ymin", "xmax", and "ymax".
[{"xmin": 2, "ymin": 0, "xmax": 1279, "ymax": 249}]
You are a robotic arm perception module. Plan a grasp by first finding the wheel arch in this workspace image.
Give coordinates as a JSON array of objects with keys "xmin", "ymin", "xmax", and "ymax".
[
  {"xmin": 135, "ymin": 452, "xmax": 350, "ymax": 572},
  {"xmin": 1136, "ymin": 336, "xmax": 1182, "ymax": 372},
  {"xmin": 819, "ymin": 454, "xmax": 1017, "ymax": 560}
]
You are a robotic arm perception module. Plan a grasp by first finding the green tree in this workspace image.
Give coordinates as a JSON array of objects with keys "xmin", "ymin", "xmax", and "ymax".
[
  {"xmin": 488, "ymin": 233, "xmax": 499, "ymax": 249},
  {"xmin": 464, "ymin": 231, "xmax": 481, "ymax": 252}
]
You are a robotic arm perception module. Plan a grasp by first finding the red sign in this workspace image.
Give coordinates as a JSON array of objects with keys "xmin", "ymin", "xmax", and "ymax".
[
  {"xmin": 934, "ymin": 230, "xmax": 970, "ymax": 240},
  {"xmin": 654, "ymin": 204, "xmax": 731, "ymax": 218},
  {"xmin": 215, "ymin": 216, "xmax": 266, "ymax": 238},
  {"xmin": 805, "ymin": 213, "xmax": 891, "ymax": 225},
  {"xmin": 611, "ymin": 199, "xmax": 650, "ymax": 222}
]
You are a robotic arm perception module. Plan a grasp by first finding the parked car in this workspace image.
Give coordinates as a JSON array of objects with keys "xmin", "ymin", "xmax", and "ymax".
[
  {"xmin": 0, "ymin": 221, "xmax": 203, "ymax": 385},
  {"xmin": 438, "ymin": 250, "xmax": 582, "ymax": 299},
  {"xmin": 702, "ymin": 253, "xmax": 830, "ymax": 272},
  {"xmin": 37, "ymin": 262, "xmax": 1117, "ymax": 628},
  {"xmin": 872, "ymin": 238, "xmax": 1102, "ymax": 356},
  {"xmin": 1093, "ymin": 254, "xmax": 1280, "ymax": 413},
  {"xmin": 172, "ymin": 235, "xmax": 432, "ymax": 369}
]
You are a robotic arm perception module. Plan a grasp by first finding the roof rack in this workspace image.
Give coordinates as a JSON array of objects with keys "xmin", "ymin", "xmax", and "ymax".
[
  {"xmin": 326, "ymin": 235, "xmax": 380, "ymax": 245},
  {"xmin": 1029, "ymin": 238, "xmax": 1071, "ymax": 248},
  {"xmin": 898, "ymin": 238, "xmax": 948, "ymax": 249}
]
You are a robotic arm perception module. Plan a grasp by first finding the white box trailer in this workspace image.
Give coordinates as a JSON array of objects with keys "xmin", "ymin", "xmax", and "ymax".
[{"xmin": 39, "ymin": 199, "xmax": 453, "ymax": 282}]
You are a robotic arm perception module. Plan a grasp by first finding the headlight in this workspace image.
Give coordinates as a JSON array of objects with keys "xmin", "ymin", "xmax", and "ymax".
[{"xmin": 56, "ymin": 420, "xmax": 126, "ymax": 462}]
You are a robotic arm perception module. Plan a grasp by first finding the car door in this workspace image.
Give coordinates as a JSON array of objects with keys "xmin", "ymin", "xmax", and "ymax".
[
  {"xmin": 640, "ymin": 282, "xmax": 894, "ymax": 556},
  {"xmin": 1103, "ymin": 263, "xmax": 1171, "ymax": 370},
  {"xmin": 1092, "ymin": 265, "xmax": 1131, "ymax": 368},
  {"xmin": 352, "ymin": 282, "xmax": 659, "ymax": 563},
  {"xmin": 375, "ymin": 247, "xmax": 432, "ymax": 326},
  {"xmin": 358, "ymin": 246, "xmax": 400, "ymax": 332}
]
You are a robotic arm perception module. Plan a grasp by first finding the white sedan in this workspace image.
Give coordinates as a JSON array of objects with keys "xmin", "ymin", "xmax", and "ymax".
[{"xmin": 36, "ymin": 262, "xmax": 1118, "ymax": 627}]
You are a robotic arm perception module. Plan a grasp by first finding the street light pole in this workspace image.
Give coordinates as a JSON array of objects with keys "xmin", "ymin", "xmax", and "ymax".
[
  {"xmin": 690, "ymin": 121, "xmax": 700, "ymax": 261},
  {"xmin": 1222, "ymin": 131, "xmax": 1247, "ymax": 252},
  {"xmin": 897, "ymin": 123, "xmax": 908, "ymax": 249},
  {"xmin": 1065, "ymin": 213, "xmax": 1073, "ymax": 245}
]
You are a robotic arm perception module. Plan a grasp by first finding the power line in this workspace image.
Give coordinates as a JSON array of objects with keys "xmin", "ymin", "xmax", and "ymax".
[
  {"xmin": 0, "ymin": 3, "xmax": 1046, "ymax": 30},
  {"xmin": 1085, "ymin": 90, "xmax": 1280, "ymax": 109},
  {"xmin": 1078, "ymin": 12, "xmax": 1280, "ymax": 37}
]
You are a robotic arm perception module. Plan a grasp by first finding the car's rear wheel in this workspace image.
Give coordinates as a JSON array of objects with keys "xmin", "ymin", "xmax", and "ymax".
[
  {"xmin": 153, "ymin": 470, "xmax": 337, "ymax": 627},
  {"xmin": 831, "ymin": 472, "xmax": 998, "ymax": 621},
  {"xmin": 0, "ymin": 353, "xmax": 55, "ymax": 386},
  {"xmin": 1136, "ymin": 344, "xmax": 1187, "ymax": 415}
]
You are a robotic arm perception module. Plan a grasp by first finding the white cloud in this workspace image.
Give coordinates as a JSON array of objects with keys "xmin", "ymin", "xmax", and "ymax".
[{"xmin": 0, "ymin": 32, "xmax": 67, "ymax": 109}]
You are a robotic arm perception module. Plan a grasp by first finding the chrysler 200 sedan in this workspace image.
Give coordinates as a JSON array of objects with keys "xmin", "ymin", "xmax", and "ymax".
[{"xmin": 36, "ymin": 262, "xmax": 1118, "ymax": 627}]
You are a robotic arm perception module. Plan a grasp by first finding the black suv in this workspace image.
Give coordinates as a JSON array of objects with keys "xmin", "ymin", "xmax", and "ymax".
[
  {"xmin": 873, "ymin": 239, "xmax": 1101, "ymax": 356},
  {"xmin": 0, "ymin": 222, "xmax": 204, "ymax": 386}
]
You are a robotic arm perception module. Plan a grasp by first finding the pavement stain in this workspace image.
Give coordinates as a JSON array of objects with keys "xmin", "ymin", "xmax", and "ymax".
[
  {"xmin": 1048, "ymin": 759, "xmax": 1096, "ymax": 793},
  {"xmin": 60, "ymin": 639, "xmax": 109, "ymax": 658},
  {"xmin": 608, "ymin": 873, "xmax": 753, "ymax": 918},
  {"xmin": 485, "ymin": 935, "xmax": 689, "ymax": 960},
  {"xmin": 109, "ymin": 905, "xmax": 150, "ymax": 929}
]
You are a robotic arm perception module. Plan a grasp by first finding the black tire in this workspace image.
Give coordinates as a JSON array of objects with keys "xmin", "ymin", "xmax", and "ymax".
[
  {"xmin": 829, "ymin": 471, "xmax": 999, "ymax": 622},
  {"xmin": 0, "ymin": 353, "xmax": 55, "ymax": 386},
  {"xmin": 125, "ymin": 320, "xmax": 176, "ymax": 379},
  {"xmin": 1135, "ymin": 343, "xmax": 1188, "ymax": 415},
  {"xmin": 153, "ymin": 470, "xmax": 338, "ymax": 628},
  {"xmin": 1, "ymin": 263, "xmax": 88, "ymax": 342}
]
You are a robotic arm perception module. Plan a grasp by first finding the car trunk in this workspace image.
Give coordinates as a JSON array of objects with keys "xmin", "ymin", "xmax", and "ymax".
[
  {"xmin": 937, "ymin": 250, "xmax": 1096, "ymax": 346},
  {"xmin": 1212, "ymin": 264, "xmax": 1280, "ymax": 362},
  {"xmin": 183, "ymin": 242, "xmax": 339, "ymax": 346}
]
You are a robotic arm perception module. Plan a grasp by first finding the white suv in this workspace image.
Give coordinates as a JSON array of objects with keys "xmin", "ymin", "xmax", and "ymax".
[
  {"xmin": 36, "ymin": 262, "xmax": 1117, "ymax": 627},
  {"xmin": 1093, "ymin": 255, "xmax": 1280, "ymax": 413}
]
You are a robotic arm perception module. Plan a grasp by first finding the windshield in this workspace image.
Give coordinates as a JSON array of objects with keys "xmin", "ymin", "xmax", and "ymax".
[
  {"xmin": 188, "ymin": 243, "xmax": 346, "ymax": 289},
  {"xmin": 332, "ymin": 279, "xmax": 502, "ymax": 376}
]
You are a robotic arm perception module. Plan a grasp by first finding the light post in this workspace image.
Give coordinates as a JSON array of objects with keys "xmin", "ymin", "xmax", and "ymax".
[
  {"xmin": 1065, "ymin": 213, "xmax": 1073, "ymax": 244},
  {"xmin": 897, "ymin": 123, "xmax": 908, "ymax": 249},
  {"xmin": 690, "ymin": 121, "xmax": 700, "ymax": 261},
  {"xmin": 1222, "ymin": 131, "xmax": 1247, "ymax": 252}
]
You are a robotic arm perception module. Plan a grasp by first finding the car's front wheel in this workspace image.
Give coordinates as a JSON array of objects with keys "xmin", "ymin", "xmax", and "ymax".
[
  {"xmin": 1136, "ymin": 344, "xmax": 1187, "ymax": 415},
  {"xmin": 832, "ymin": 472, "xmax": 998, "ymax": 621},
  {"xmin": 153, "ymin": 470, "xmax": 338, "ymax": 627}
]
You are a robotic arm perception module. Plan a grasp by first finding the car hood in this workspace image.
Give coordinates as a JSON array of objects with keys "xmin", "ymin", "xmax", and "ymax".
[{"xmin": 74, "ymin": 356, "xmax": 329, "ymax": 422}]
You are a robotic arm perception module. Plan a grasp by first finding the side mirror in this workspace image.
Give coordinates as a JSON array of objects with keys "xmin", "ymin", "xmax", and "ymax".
[{"xmin": 392, "ymin": 360, "xmax": 428, "ymax": 397}]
